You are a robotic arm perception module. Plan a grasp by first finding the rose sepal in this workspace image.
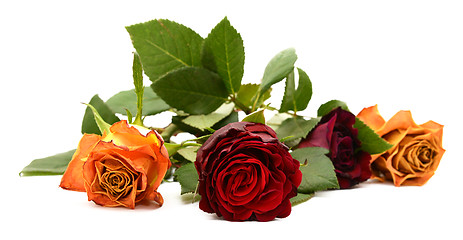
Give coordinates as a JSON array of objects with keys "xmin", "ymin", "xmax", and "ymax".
[{"xmin": 82, "ymin": 103, "xmax": 111, "ymax": 135}]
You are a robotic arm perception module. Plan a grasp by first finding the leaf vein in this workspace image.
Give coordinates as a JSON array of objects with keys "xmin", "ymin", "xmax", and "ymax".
[{"xmin": 145, "ymin": 39, "xmax": 190, "ymax": 67}]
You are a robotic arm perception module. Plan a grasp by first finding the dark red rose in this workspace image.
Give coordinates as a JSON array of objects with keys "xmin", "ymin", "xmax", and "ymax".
[
  {"xmin": 195, "ymin": 122, "xmax": 302, "ymax": 222},
  {"xmin": 298, "ymin": 108, "xmax": 371, "ymax": 189}
]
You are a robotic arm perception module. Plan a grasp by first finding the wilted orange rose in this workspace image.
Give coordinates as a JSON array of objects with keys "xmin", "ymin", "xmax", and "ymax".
[
  {"xmin": 60, "ymin": 120, "xmax": 171, "ymax": 208},
  {"xmin": 357, "ymin": 105, "xmax": 445, "ymax": 186}
]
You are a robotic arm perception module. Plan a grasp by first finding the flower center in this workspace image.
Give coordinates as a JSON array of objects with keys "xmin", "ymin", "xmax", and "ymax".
[
  {"xmin": 404, "ymin": 139, "xmax": 436, "ymax": 172},
  {"xmin": 97, "ymin": 161, "xmax": 137, "ymax": 200},
  {"xmin": 216, "ymin": 157, "xmax": 269, "ymax": 206},
  {"xmin": 103, "ymin": 171, "xmax": 128, "ymax": 191},
  {"xmin": 332, "ymin": 134, "xmax": 355, "ymax": 170}
]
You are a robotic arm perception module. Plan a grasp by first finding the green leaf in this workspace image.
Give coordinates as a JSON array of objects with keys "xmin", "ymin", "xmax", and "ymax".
[
  {"xmin": 202, "ymin": 17, "xmax": 244, "ymax": 94},
  {"xmin": 164, "ymin": 142, "xmax": 183, "ymax": 156},
  {"xmin": 235, "ymin": 83, "xmax": 271, "ymax": 112},
  {"xmin": 242, "ymin": 109, "xmax": 265, "ymax": 124},
  {"xmin": 212, "ymin": 110, "xmax": 239, "ymax": 130},
  {"xmin": 82, "ymin": 95, "xmax": 120, "ymax": 135},
  {"xmin": 126, "ymin": 19, "xmax": 203, "ymax": 82},
  {"xmin": 20, "ymin": 149, "xmax": 76, "ymax": 176},
  {"xmin": 171, "ymin": 115, "xmax": 204, "ymax": 136},
  {"xmin": 279, "ymin": 70, "xmax": 296, "ymax": 112},
  {"xmin": 280, "ymin": 68, "xmax": 312, "ymax": 113},
  {"xmin": 293, "ymin": 68, "xmax": 312, "ymax": 111},
  {"xmin": 275, "ymin": 117, "xmax": 320, "ymax": 142},
  {"xmin": 266, "ymin": 113, "xmax": 292, "ymax": 131},
  {"xmin": 252, "ymin": 48, "xmax": 297, "ymax": 108},
  {"xmin": 317, "ymin": 100, "xmax": 349, "ymax": 117},
  {"xmin": 177, "ymin": 146, "xmax": 200, "ymax": 162},
  {"xmin": 291, "ymin": 147, "xmax": 340, "ymax": 193},
  {"xmin": 290, "ymin": 193, "xmax": 314, "ymax": 206},
  {"xmin": 106, "ymin": 88, "xmax": 170, "ymax": 116},
  {"xmin": 173, "ymin": 163, "xmax": 199, "ymax": 194},
  {"xmin": 182, "ymin": 102, "xmax": 235, "ymax": 131},
  {"xmin": 354, "ymin": 117, "xmax": 393, "ymax": 154},
  {"xmin": 173, "ymin": 110, "xmax": 238, "ymax": 136},
  {"xmin": 235, "ymin": 84, "xmax": 259, "ymax": 107},
  {"xmin": 260, "ymin": 48, "xmax": 297, "ymax": 94},
  {"xmin": 152, "ymin": 67, "xmax": 228, "ymax": 115}
]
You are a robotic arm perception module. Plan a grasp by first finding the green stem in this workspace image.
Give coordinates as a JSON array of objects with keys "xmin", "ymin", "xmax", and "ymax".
[
  {"xmin": 180, "ymin": 134, "xmax": 212, "ymax": 145},
  {"xmin": 132, "ymin": 87, "xmax": 144, "ymax": 126},
  {"xmin": 251, "ymin": 92, "xmax": 261, "ymax": 112},
  {"xmin": 160, "ymin": 124, "xmax": 179, "ymax": 142},
  {"xmin": 132, "ymin": 52, "xmax": 145, "ymax": 127},
  {"xmin": 231, "ymin": 96, "xmax": 252, "ymax": 114},
  {"xmin": 180, "ymin": 142, "xmax": 202, "ymax": 147},
  {"xmin": 164, "ymin": 142, "xmax": 201, "ymax": 156}
]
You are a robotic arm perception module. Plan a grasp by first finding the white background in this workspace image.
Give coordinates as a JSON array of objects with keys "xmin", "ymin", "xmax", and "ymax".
[{"xmin": 1, "ymin": 0, "xmax": 462, "ymax": 239}]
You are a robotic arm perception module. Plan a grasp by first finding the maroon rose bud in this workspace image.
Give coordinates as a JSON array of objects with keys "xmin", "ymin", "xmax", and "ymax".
[
  {"xmin": 195, "ymin": 121, "xmax": 302, "ymax": 221},
  {"xmin": 298, "ymin": 107, "xmax": 371, "ymax": 189}
]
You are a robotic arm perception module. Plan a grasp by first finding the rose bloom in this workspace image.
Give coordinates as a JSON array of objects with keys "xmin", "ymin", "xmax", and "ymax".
[
  {"xmin": 60, "ymin": 120, "xmax": 171, "ymax": 209},
  {"xmin": 195, "ymin": 122, "xmax": 302, "ymax": 221},
  {"xmin": 357, "ymin": 105, "xmax": 445, "ymax": 186},
  {"xmin": 298, "ymin": 107, "xmax": 371, "ymax": 189}
]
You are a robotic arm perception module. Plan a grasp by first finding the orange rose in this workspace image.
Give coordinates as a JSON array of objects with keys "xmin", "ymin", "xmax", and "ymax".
[
  {"xmin": 357, "ymin": 105, "xmax": 445, "ymax": 186},
  {"xmin": 60, "ymin": 120, "xmax": 171, "ymax": 208}
]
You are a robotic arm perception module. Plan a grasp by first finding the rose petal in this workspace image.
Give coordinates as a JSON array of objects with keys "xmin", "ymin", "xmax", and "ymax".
[
  {"xmin": 420, "ymin": 121, "xmax": 444, "ymax": 145},
  {"xmin": 357, "ymin": 105, "xmax": 386, "ymax": 131},
  {"xmin": 299, "ymin": 115, "xmax": 336, "ymax": 149},
  {"xmin": 370, "ymin": 155, "xmax": 391, "ymax": 181},
  {"xmin": 103, "ymin": 120, "xmax": 161, "ymax": 149},
  {"xmin": 377, "ymin": 110, "xmax": 419, "ymax": 136},
  {"xmin": 60, "ymin": 134, "xmax": 101, "ymax": 192},
  {"xmin": 144, "ymin": 190, "xmax": 164, "ymax": 206},
  {"xmin": 195, "ymin": 121, "xmax": 301, "ymax": 221}
]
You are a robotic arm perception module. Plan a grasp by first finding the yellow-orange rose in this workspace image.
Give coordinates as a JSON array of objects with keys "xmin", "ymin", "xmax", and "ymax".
[
  {"xmin": 60, "ymin": 120, "xmax": 171, "ymax": 208},
  {"xmin": 357, "ymin": 105, "xmax": 445, "ymax": 186}
]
